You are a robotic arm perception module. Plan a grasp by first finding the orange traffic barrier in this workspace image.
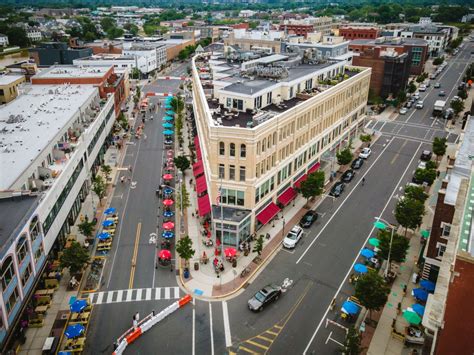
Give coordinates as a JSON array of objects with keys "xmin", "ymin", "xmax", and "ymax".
[
  {"xmin": 125, "ymin": 328, "xmax": 142, "ymax": 344},
  {"xmin": 178, "ymin": 294, "xmax": 192, "ymax": 307}
]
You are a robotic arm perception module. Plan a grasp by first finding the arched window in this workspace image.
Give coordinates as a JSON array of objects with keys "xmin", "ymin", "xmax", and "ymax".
[
  {"xmin": 29, "ymin": 216, "xmax": 41, "ymax": 242},
  {"xmin": 262, "ymin": 138, "xmax": 266, "ymax": 152},
  {"xmin": 1, "ymin": 256, "xmax": 15, "ymax": 290},
  {"xmin": 16, "ymin": 235, "xmax": 29, "ymax": 265},
  {"xmin": 240, "ymin": 144, "xmax": 246, "ymax": 158},
  {"xmin": 229, "ymin": 143, "xmax": 235, "ymax": 157},
  {"xmin": 219, "ymin": 142, "xmax": 225, "ymax": 155}
]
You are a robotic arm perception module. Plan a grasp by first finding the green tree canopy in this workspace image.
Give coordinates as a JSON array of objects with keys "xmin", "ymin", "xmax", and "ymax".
[
  {"xmin": 355, "ymin": 270, "xmax": 390, "ymax": 319},
  {"xmin": 404, "ymin": 185, "xmax": 428, "ymax": 203},
  {"xmin": 336, "ymin": 147, "xmax": 353, "ymax": 165},
  {"xmin": 176, "ymin": 235, "xmax": 195, "ymax": 267},
  {"xmin": 377, "ymin": 229, "xmax": 410, "ymax": 264},
  {"xmin": 299, "ymin": 171, "xmax": 325, "ymax": 201},
  {"xmin": 450, "ymin": 99, "xmax": 465, "ymax": 117},
  {"xmin": 174, "ymin": 155, "xmax": 190, "ymax": 173},
  {"xmin": 342, "ymin": 327, "xmax": 363, "ymax": 355},
  {"xmin": 432, "ymin": 137, "xmax": 447, "ymax": 162},
  {"xmin": 395, "ymin": 197, "xmax": 425, "ymax": 236},
  {"xmin": 60, "ymin": 242, "xmax": 90, "ymax": 275},
  {"xmin": 253, "ymin": 235, "xmax": 264, "ymax": 257},
  {"xmin": 413, "ymin": 168, "xmax": 437, "ymax": 186}
]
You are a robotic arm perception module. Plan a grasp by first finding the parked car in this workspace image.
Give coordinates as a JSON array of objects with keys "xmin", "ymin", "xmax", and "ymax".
[
  {"xmin": 300, "ymin": 210, "xmax": 318, "ymax": 228},
  {"xmin": 341, "ymin": 169, "xmax": 356, "ymax": 182},
  {"xmin": 420, "ymin": 150, "xmax": 432, "ymax": 161},
  {"xmin": 351, "ymin": 158, "xmax": 364, "ymax": 169},
  {"xmin": 329, "ymin": 181, "xmax": 345, "ymax": 197},
  {"xmin": 439, "ymin": 90, "xmax": 446, "ymax": 97},
  {"xmin": 282, "ymin": 225, "xmax": 304, "ymax": 249},
  {"xmin": 405, "ymin": 101, "xmax": 413, "ymax": 108},
  {"xmin": 418, "ymin": 161, "xmax": 427, "ymax": 169},
  {"xmin": 359, "ymin": 147, "xmax": 372, "ymax": 159},
  {"xmin": 399, "ymin": 107, "xmax": 408, "ymax": 115},
  {"xmin": 419, "ymin": 85, "xmax": 427, "ymax": 92},
  {"xmin": 415, "ymin": 100, "xmax": 424, "ymax": 109},
  {"xmin": 248, "ymin": 284, "xmax": 282, "ymax": 312},
  {"xmin": 424, "ymin": 80, "xmax": 430, "ymax": 87},
  {"xmin": 413, "ymin": 92, "xmax": 420, "ymax": 100},
  {"xmin": 434, "ymin": 82, "xmax": 441, "ymax": 88}
]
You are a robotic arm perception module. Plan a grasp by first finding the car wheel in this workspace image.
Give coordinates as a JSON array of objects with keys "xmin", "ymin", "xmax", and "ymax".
[{"xmin": 258, "ymin": 306, "xmax": 264, "ymax": 312}]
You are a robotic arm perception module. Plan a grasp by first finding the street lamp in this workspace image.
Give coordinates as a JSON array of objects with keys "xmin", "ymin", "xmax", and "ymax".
[
  {"xmin": 373, "ymin": 217, "xmax": 395, "ymax": 277},
  {"xmin": 282, "ymin": 217, "xmax": 286, "ymax": 238}
]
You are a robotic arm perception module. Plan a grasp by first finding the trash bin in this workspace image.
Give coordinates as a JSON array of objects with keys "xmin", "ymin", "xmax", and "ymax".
[
  {"xmin": 194, "ymin": 262, "xmax": 199, "ymax": 271},
  {"xmin": 183, "ymin": 268, "xmax": 190, "ymax": 279},
  {"xmin": 232, "ymin": 259, "xmax": 237, "ymax": 268}
]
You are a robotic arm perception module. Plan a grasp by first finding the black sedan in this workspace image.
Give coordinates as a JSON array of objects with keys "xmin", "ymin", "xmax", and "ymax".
[
  {"xmin": 299, "ymin": 210, "xmax": 318, "ymax": 228},
  {"xmin": 248, "ymin": 284, "xmax": 282, "ymax": 312},
  {"xmin": 351, "ymin": 158, "xmax": 364, "ymax": 169},
  {"xmin": 341, "ymin": 169, "xmax": 356, "ymax": 182},
  {"xmin": 329, "ymin": 181, "xmax": 345, "ymax": 197}
]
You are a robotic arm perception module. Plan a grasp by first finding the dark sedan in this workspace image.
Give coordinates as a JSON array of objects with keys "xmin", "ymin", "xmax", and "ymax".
[
  {"xmin": 351, "ymin": 158, "xmax": 364, "ymax": 169},
  {"xmin": 341, "ymin": 169, "xmax": 356, "ymax": 182},
  {"xmin": 248, "ymin": 284, "xmax": 282, "ymax": 312},
  {"xmin": 329, "ymin": 181, "xmax": 345, "ymax": 197},
  {"xmin": 299, "ymin": 210, "xmax": 318, "ymax": 228}
]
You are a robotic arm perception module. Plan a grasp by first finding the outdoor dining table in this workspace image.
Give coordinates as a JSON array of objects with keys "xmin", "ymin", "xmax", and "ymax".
[
  {"xmin": 35, "ymin": 289, "xmax": 55, "ymax": 296},
  {"xmin": 35, "ymin": 305, "xmax": 48, "ymax": 314}
]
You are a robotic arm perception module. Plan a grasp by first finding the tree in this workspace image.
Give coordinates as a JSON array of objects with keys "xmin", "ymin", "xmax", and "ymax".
[
  {"xmin": 450, "ymin": 99, "xmax": 465, "ymax": 118},
  {"xmin": 377, "ymin": 229, "xmax": 410, "ymax": 264},
  {"xmin": 407, "ymin": 81, "xmax": 417, "ymax": 94},
  {"xmin": 78, "ymin": 218, "xmax": 95, "ymax": 238},
  {"xmin": 60, "ymin": 241, "xmax": 90, "ymax": 275},
  {"xmin": 131, "ymin": 67, "xmax": 140, "ymax": 80},
  {"xmin": 176, "ymin": 235, "xmax": 195, "ymax": 268},
  {"xmin": 396, "ymin": 90, "xmax": 407, "ymax": 106},
  {"xmin": 433, "ymin": 56, "xmax": 444, "ymax": 66},
  {"xmin": 92, "ymin": 175, "xmax": 106, "ymax": 205},
  {"xmin": 100, "ymin": 17, "xmax": 116, "ymax": 33},
  {"xmin": 432, "ymin": 137, "xmax": 447, "ymax": 162},
  {"xmin": 124, "ymin": 23, "xmax": 139, "ymax": 36},
  {"xmin": 457, "ymin": 89, "xmax": 468, "ymax": 100},
  {"xmin": 3, "ymin": 27, "xmax": 29, "ymax": 47},
  {"xmin": 354, "ymin": 270, "xmax": 390, "ymax": 320},
  {"xmin": 341, "ymin": 327, "xmax": 363, "ymax": 355},
  {"xmin": 299, "ymin": 171, "xmax": 325, "ymax": 202},
  {"xmin": 404, "ymin": 185, "xmax": 428, "ymax": 203},
  {"xmin": 336, "ymin": 147, "xmax": 353, "ymax": 165},
  {"xmin": 107, "ymin": 27, "xmax": 124, "ymax": 39},
  {"xmin": 359, "ymin": 134, "xmax": 372, "ymax": 144},
  {"xmin": 395, "ymin": 197, "xmax": 425, "ymax": 236},
  {"xmin": 101, "ymin": 164, "xmax": 112, "ymax": 182},
  {"xmin": 174, "ymin": 156, "xmax": 190, "ymax": 173},
  {"xmin": 177, "ymin": 183, "xmax": 190, "ymax": 211},
  {"xmin": 253, "ymin": 235, "xmax": 264, "ymax": 257},
  {"xmin": 171, "ymin": 95, "xmax": 184, "ymax": 114}
]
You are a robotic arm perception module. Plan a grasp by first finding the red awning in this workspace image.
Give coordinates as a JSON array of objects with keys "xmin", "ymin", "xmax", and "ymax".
[
  {"xmin": 277, "ymin": 187, "xmax": 297, "ymax": 206},
  {"xmin": 193, "ymin": 161, "xmax": 204, "ymax": 177},
  {"xmin": 294, "ymin": 174, "xmax": 308, "ymax": 188},
  {"xmin": 194, "ymin": 136, "xmax": 202, "ymax": 160},
  {"xmin": 308, "ymin": 162, "xmax": 321, "ymax": 175},
  {"xmin": 197, "ymin": 194, "xmax": 211, "ymax": 216},
  {"xmin": 195, "ymin": 175, "xmax": 207, "ymax": 195},
  {"xmin": 256, "ymin": 202, "xmax": 280, "ymax": 226}
]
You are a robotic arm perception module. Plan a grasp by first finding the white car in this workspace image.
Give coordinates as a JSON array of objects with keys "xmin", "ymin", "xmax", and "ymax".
[
  {"xmin": 418, "ymin": 161, "xmax": 427, "ymax": 169},
  {"xmin": 419, "ymin": 85, "xmax": 427, "ymax": 92},
  {"xmin": 282, "ymin": 226, "xmax": 303, "ymax": 249},
  {"xmin": 416, "ymin": 100, "xmax": 424, "ymax": 109},
  {"xmin": 413, "ymin": 92, "xmax": 420, "ymax": 100},
  {"xmin": 399, "ymin": 107, "xmax": 408, "ymax": 115},
  {"xmin": 359, "ymin": 147, "xmax": 372, "ymax": 159}
]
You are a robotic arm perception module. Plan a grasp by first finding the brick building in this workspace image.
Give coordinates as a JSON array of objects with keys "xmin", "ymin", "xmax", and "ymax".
[
  {"xmin": 278, "ymin": 23, "xmax": 314, "ymax": 38},
  {"xmin": 339, "ymin": 26, "xmax": 379, "ymax": 40}
]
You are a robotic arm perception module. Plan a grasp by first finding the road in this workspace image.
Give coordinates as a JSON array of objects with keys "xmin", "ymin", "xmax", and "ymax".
[{"xmin": 85, "ymin": 41, "xmax": 472, "ymax": 354}]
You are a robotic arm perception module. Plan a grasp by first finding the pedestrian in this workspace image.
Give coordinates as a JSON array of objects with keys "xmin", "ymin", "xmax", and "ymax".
[
  {"xmin": 129, "ymin": 166, "xmax": 132, "ymax": 173},
  {"xmin": 133, "ymin": 319, "xmax": 138, "ymax": 330},
  {"xmin": 134, "ymin": 312, "xmax": 140, "ymax": 322},
  {"xmin": 144, "ymin": 134, "xmax": 147, "ymax": 140},
  {"xmin": 121, "ymin": 176, "xmax": 125, "ymax": 183}
]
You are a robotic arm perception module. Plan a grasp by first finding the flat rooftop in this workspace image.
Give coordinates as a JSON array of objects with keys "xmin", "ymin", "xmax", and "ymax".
[
  {"xmin": 0, "ymin": 84, "xmax": 97, "ymax": 190},
  {"xmin": 33, "ymin": 65, "xmax": 111, "ymax": 79},
  {"xmin": 0, "ymin": 74, "xmax": 24, "ymax": 86}
]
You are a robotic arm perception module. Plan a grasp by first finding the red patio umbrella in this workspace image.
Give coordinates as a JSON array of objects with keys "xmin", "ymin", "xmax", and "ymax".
[
  {"xmin": 163, "ymin": 174, "xmax": 173, "ymax": 180},
  {"xmin": 224, "ymin": 247, "xmax": 236, "ymax": 257},
  {"xmin": 159, "ymin": 249, "xmax": 172, "ymax": 260},
  {"xmin": 167, "ymin": 150, "xmax": 174, "ymax": 158},
  {"xmin": 163, "ymin": 221, "xmax": 175, "ymax": 230},
  {"xmin": 163, "ymin": 199, "xmax": 174, "ymax": 206}
]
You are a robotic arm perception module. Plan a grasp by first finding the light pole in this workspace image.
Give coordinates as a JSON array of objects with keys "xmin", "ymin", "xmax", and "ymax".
[
  {"xmin": 282, "ymin": 217, "xmax": 286, "ymax": 238},
  {"xmin": 373, "ymin": 217, "xmax": 395, "ymax": 277}
]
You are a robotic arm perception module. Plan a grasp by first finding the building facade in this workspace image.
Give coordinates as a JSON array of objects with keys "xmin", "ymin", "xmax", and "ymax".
[
  {"xmin": 0, "ymin": 75, "xmax": 26, "ymax": 104},
  {"xmin": 0, "ymin": 34, "xmax": 9, "ymax": 47},
  {"xmin": 26, "ymin": 28, "xmax": 43, "ymax": 42},
  {"xmin": 29, "ymin": 42, "xmax": 93, "ymax": 66},
  {"xmin": 339, "ymin": 26, "xmax": 380, "ymax": 40}
]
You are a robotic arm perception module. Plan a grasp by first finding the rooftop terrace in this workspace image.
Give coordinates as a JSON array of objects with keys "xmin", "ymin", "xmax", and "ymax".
[{"xmin": 33, "ymin": 65, "xmax": 111, "ymax": 79}]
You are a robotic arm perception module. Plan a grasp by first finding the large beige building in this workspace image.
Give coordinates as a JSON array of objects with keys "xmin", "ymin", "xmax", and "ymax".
[{"xmin": 191, "ymin": 52, "xmax": 371, "ymax": 246}]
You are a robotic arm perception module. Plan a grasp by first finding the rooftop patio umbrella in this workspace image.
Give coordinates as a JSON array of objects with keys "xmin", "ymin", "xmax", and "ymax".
[
  {"xmin": 412, "ymin": 303, "xmax": 425, "ymax": 316},
  {"xmin": 102, "ymin": 220, "xmax": 114, "ymax": 227},
  {"xmin": 163, "ymin": 221, "xmax": 175, "ymax": 230},
  {"xmin": 163, "ymin": 174, "xmax": 173, "ymax": 180},
  {"xmin": 166, "ymin": 110, "xmax": 174, "ymax": 115},
  {"xmin": 163, "ymin": 116, "xmax": 174, "ymax": 121},
  {"xmin": 163, "ymin": 123, "xmax": 174, "ymax": 129},
  {"xmin": 224, "ymin": 247, "xmax": 237, "ymax": 258},
  {"xmin": 163, "ymin": 210, "xmax": 174, "ymax": 218},
  {"xmin": 167, "ymin": 149, "xmax": 174, "ymax": 157},
  {"xmin": 420, "ymin": 280, "xmax": 435, "ymax": 292},
  {"xmin": 163, "ymin": 199, "xmax": 174, "ymax": 206},
  {"xmin": 163, "ymin": 129, "xmax": 174, "ymax": 135},
  {"xmin": 163, "ymin": 187, "xmax": 174, "ymax": 195},
  {"xmin": 420, "ymin": 229, "xmax": 430, "ymax": 239},
  {"xmin": 104, "ymin": 207, "xmax": 116, "ymax": 215},
  {"xmin": 353, "ymin": 263, "xmax": 368, "ymax": 274},
  {"xmin": 70, "ymin": 299, "xmax": 88, "ymax": 313},
  {"xmin": 165, "ymin": 165, "xmax": 175, "ymax": 172},
  {"xmin": 368, "ymin": 238, "xmax": 380, "ymax": 247},
  {"xmin": 165, "ymin": 105, "xmax": 172, "ymax": 109},
  {"xmin": 97, "ymin": 232, "xmax": 111, "ymax": 241},
  {"xmin": 64, "ymin": 324, "xmax": 85, "ymax": 339},
  {"xmin": 159, "ymin": 249, "xmax": 172, "ymax": 260},
  {"xmin": 162, "ymin": 231, "xmax": 175, "ymax": 239},
  {"xmin": 412, "ymin": 288, "xmax": 428, "ymax": 302},
  {"xmin": 360, "ymin": 248, "xmax": 375, "ymax": 259},
  {"xmin": 403, "ymin": 310, "xmax": 422, "ymax": 325},
  {"xmin": 341, "ymin": 300, "xmax": 360, "ymax": 315}
]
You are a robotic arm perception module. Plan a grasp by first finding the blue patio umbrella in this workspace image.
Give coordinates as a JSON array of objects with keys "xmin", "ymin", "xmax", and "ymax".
[
  {"xmin": 70, "ymin": 299, "xmax": 88, "ymax": 313},
  {"xmin": 97, "ymin": 232, "xmax": 111, "ymax": 241},
  {"xmin": 163, "ymin": 116, "xmax": 174, "ymax": 121},
  {"xmin": 163, "ymin": 187, "xmax": 173, "ymax": 195},
  {"xmin": 412, "ymin": 288, "xmax": 428, "ymax": 302},
  {"xmin": 102, "ymin": 220, "xmax": 114, "ymax": 227},
  {"xmin": 163, "ymin": 130, "xmax": 174, "ymax": 135},
  {"xmin": 412, "ymin": 303, "xmax": 425, "ymax": 316},
  {"xmin": 163, "ymin": 210, "xmax": 175, "ymax": 218},
  {"xmin": 360, "ymin": 248, "xmax": 375, "ymax": 259},
  {"xmin": 163, "ymin": 123, "xmax": 174, "ymax": 129},
  {"xmin": 162, "ymin": 231, "xmax": 175, "ymax": 239},
  {"xmin": 166, "ymin": 110, "xmax": 175, "ymax": 115},
  {"xmin": 64, "ymin": 324, "xmax": 85, "ymax": 339},
  {"xmin": 341, "ymin": 300, "xmax": 360, "ymax": 315},
  {"xmin": 104, "ymin": 207, "xmax": 116, "ymax": 215},
  {"xmin": 420, "ymin": 280, "xmax": 435, "ymax": 292},
  {"xmin": 354, "ymin": 263, "xmax": 368, "ymax": 274}
]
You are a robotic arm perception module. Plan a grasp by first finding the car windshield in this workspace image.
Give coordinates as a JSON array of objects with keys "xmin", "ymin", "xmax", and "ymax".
[
  {"xmin": 286, "ymin": 232, "xmax": 297, "ymax": 240},
  {"xmin": 254, "ymin": 291, "xmax": 266, "ymax": 302}
]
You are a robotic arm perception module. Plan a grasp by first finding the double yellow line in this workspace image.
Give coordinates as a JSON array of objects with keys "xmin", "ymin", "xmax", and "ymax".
[{"xmin": 129, "ymin": 222, "xmax": 142, "ymax": 289}]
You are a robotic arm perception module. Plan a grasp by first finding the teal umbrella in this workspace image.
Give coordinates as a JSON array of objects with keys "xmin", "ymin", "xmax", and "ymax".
[
  {"xmin": 163, "ymin": 129, "xmax": 174, "ymax": 135},
  {"xmin": 369, "ymin": 238, "xmax": 380, "ymax": 247},
  {"xmin": 166, "ymin": 110, "xmax": 175, "ymax": 115},
  {"xmin": 163, "ymin": 116, "xmax": 174, "ymax": 121},
  {"xmin": 421, "ymin": 229, "xmax": 430, "ymax": 239},
  {"xmin": 165, "ymin": 105, "xmax": 172, "ymax": 109},
  {"xmin": 163, "ymin": 123, "xmax": 174, "ymax": 128},
  {"xmin": 403, "ymin": 310, "xmax": 421, "ymax": 325}
]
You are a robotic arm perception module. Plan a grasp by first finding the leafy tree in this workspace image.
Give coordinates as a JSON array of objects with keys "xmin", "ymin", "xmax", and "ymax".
[
  {"xmin": 171, "ymin": 95, "xmax": 184, "ymax": 113},
  {"xmin": 425, "ymin": 161, "xmax": 437, "ymax": 170},
  {"xmin": 177, "ymin": 183, "xmax": 190, "ymax": 211},
  {"xmin": 60, "ymin": 242, "xmax": 90, "ymax": 275},
  {"xmin": 404, "ymin": 185, "xmax": 428, "ymax": 203},
  {"xmin": 101, "ymin": 164, "xmax": 112, "ymax": 182},
  {"xmin": 407, "ymin": 81, "xmax": 417, "ymax": 94},
  {"xmin": 131, "ymin": 67, "xmax": 140, "ymax": 80},
  {"xmin": 457, "ymin": 89, "xmax": 468, "ymax": 100},
  {"xmin": 1, "ymin": 27, "xmax": 29, "ymax": 47},
  {"xmin": 124, "ymin": 23, "xmax": 139, "ymax": 36},
  {"xmin": 450, "ymin": 99, "xmax": 465, "ymax": 118},
  {"xmin": 341, "ymin": 327, "xmax": 363, "ymax": 355},
  {"xmin": 355, "ymin": 270, "xmax": 390, "ymax": 320},
  {"xmin": 100, "ymin": 17, "xmax": 116, "ymax": 33},
  {"xmin": 432, "ymin": 137, "xmax": 447, "ymax": 162},
  {"xmin": 299, "ymin": 171, "xmax": 325, "ymax": 202},
  {"xmin": 107, "ymin": 27, "xmax": 124, "ymax": 39},
  {"xmin": 336, "ymin": 147, "xmax": 353, "ymax": 165},
  {"xmin": 78, "ymin": 218, "xmax": 95, "ymax": 238},
  {"xmin": 433, "ymin": 56, "xmax": 444, "ymax": 66},
  {"xmin": 377, "ymin": 229, "xmax": 410, "ymax": 264},
  {"xmin": 253, "ymin": 235, "xmax": 264, "ymax": 257},
  {"xmin": 176, "ymin": 235, "xmax": 195, "ymax": 268},
  {"xmin": 396, "ymin": 90, "xmax": 407, "ymax": 106},
  {"xmin": 359, "ymin": 134, "xmax": 372, "ymax": 144},
  {"xmin": 92, "ymin": 175, "xmax": 106, "ymax": 205},
  {"xmin": 174, "ymin": 155, "xmax": 190, "ymax": 174},
  {"xmin": 395, "ymin": 197, "xmax": 425, "ymax": 236},
  {"xmin": 413, "ymin": 168, "xmax": 437, "ymax": 186}
]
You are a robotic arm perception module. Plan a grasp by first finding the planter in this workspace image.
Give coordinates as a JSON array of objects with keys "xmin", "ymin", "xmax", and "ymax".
[{"xmin": 194, "ymin": 262, "xmax": 199, "ymax": 271}]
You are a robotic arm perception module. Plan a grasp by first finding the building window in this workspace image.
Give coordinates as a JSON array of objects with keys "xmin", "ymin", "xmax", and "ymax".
[
  {"xmin": 1, "ymin": 256, "xmax": 15, "ymax": 290},
  {"xmin": 239, "ymin": 166, "xmax": 246, "ymax": 181},
  {"xmin": 29, "ymin": 216, "xmax": 41, "ymax": 241},
  {"xmin": 219, "ymin": 142, "xmax": 225, "ymax": 155},
  {"xmin": 226, "ymin": 98, "xmax": 231, "ymax": 107},
  {"xmin": 436, "ymin": 243, "xmax": 446, "ymax": 258},
  {"xmin": 221, "ymin": 189, "xmax": 245, "ymax": 206},
  {"xmin": 5, "ymin": 287, "xmax": 19, "ymax": 315},
  {"xmin": 441, "ymin": 223, "xmax": 451, "ymax": 238},
  {"xmin": 230, "ymin": 143, "xmax": 235, "ymax": 157},
  {"xmin": 21, "ymin": 263, "xmax": 32, "ymax": 287},
  {"xmin": 219, "ymin": 164, "xmax": 225, "ymax": 179},
  {"xmin": 266, "ymin": 91, "xmax": 272, "ymax": 104},
  {"xmin": 16, "ymin": 235, "xmax": 28, "ymax": 265},
  {"xmin": 240, "ymin": 144, "xmax": 246, "ymax": 158},
  {"xmin": 232, "ymin": 99, "xmax": 243, "ymax": 111},
  {"xmin": 34, "ymin": 243, "xmax": 44, "ymax": 263},
  {"xmin": 229, "ymin": 165, "xmax": 235, "ymax": 180},
  {"xmin": 254, "ymin": 96, "xmax": 262, "ymax": 109}
]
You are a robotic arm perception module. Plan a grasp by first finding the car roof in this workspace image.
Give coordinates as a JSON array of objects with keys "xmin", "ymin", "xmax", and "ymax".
[
  {"xmin": 262, "ymin": 284, "xmax": 279, "ymax": 293},
  {"xmin": 422, "ymin": 150, "xmax": 431, "ymax": 154}
]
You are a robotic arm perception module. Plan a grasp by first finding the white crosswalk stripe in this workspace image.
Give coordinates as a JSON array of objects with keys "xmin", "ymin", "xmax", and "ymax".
[{"xmin": 88, "ymin": 287, "xmax": 180, "ymax": 305}]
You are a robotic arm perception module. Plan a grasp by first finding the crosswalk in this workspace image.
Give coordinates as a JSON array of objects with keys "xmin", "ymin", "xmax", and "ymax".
[{"xmin": 88, "ymin": 287, "xmax": 180, "ymax": 305}]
